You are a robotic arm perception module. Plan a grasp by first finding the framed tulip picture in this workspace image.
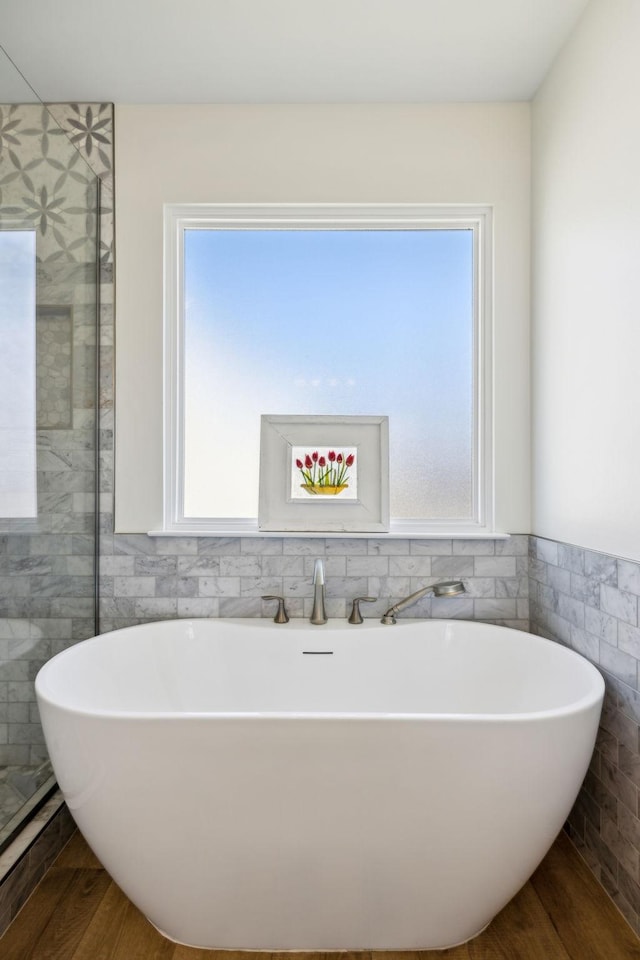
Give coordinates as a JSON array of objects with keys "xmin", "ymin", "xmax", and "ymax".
[{"xmin": 258, "ymin": 415, "xmax": 389, "ymax": 532}]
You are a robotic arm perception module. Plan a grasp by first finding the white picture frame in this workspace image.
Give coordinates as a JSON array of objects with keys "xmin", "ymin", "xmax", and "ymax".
[{"xmin": 259, "ymin": 415, "xmax": 389, "ymax": 532}]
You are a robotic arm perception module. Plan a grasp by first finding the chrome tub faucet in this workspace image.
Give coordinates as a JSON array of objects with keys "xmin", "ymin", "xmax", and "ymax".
[{"xmin": 310, "ymin": 558, "xmax": 327, "ymax": 625}]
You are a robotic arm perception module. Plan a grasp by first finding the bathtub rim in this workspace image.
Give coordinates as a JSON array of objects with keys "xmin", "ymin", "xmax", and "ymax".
[{"xmin": 35, "ymin": 617, "xmax": 605, "ymax": 725}]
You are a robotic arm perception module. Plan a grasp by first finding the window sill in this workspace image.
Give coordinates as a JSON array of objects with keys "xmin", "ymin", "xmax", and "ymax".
[{"xmin": 148, "ymin": 524, "xmax": 510, "ymax": 541}]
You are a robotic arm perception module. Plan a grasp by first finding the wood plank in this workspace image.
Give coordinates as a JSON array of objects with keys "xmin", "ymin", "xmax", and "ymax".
[
  {"xmin": 70, "ymin": 881, "xmax": 130, "ymax": 960},
  {"xmin": 0, "ymin": 867, "xmax": 78, "ymax": 959},
  {"xmin": 373, "ymin": 947, "xmax": 470, "ymax": 959},
  {"xmin": 531, "ymin": 831, "xmax": 640, "ymax": 960},
  {"xmin": 108, "ymin": 899, "xmax": 175, "ymax": 960},
  {"xmin": 54, "ymin": 830, "xmax": 103, "ymax": 870},
  {"xmin": 174, "ymin": 953, "xmax": 272, "ymax": 960},
  {"xmin": 273, "ymin": 954, "xmax": 370, "ymax": 960},
  {"xmin": 469, "ymin": 881, "xmax": 571, "ymax": 960},
  {"xmin": 23, "ymin": 867, "xmax": 111, "ymax": 960},
  {"xmin": 171, "ymin": 947, "xmax": 235, "ymax": 960},
  {"xmin": 274, "ymin": 955, "xmax": 371, "ymax": 960}
]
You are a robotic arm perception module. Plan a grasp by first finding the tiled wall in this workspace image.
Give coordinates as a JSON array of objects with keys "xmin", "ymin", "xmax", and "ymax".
[
  {"xmin": 0, "ymin": 103, "xmax": 113, "ymax": 769},
  {"xmin": 99, "ymin": 533, "xmax": 530, "ymax": 633},
  {"xmin": 529, "ymin": 535, "xmax": 640, "ymax": 935}
]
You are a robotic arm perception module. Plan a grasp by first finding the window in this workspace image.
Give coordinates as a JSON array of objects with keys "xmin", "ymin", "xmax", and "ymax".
[{"xmin": 163, "ymin": 204, "xmax": 493, "ymax": 536}]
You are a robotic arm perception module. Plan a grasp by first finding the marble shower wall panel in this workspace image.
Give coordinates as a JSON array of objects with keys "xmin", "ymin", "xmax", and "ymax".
[
  {"xmin": 0, "ymin": 103, "xmax": 112, "ymax": 767},
  {"xmin": 529, "ymin": 536, "xmax": 640, "ymax": 936},
  {"xmin": 36, "ymin": 308, "xmax": 73, "ymax": 429}
]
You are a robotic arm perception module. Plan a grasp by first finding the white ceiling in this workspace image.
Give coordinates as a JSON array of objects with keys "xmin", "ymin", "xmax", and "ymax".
[{"xmin": 0, "ymin": 0, "xmax": 589, "ymax": 104}]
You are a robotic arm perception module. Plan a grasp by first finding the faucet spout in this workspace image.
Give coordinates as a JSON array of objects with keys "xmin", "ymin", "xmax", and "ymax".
[{"xmin": 310, "ymin": 558, "xmax": 328, "ymax": 625}]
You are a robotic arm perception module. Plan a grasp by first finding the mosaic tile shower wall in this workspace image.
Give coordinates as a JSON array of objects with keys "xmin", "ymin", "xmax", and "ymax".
[
  {"xmin": 0, "ymin": 103, "xmax": 112, "ymax": 815},
  {"xmin": 529, "ymin": 535, "xmax": 640, "ymax": 935}
]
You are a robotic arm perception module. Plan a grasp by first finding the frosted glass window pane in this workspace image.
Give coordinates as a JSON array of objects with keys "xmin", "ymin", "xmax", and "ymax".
[
  {"xmin": 183, "ymin": 229, "xmax": 473, "ymax": 520},
  {"xmin": 0, "ymin": 230, "xmax": 36, "ymax": 518}
]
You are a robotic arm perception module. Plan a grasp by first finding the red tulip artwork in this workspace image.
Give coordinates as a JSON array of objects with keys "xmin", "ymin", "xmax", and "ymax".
[
  {"xmin": 292, "ymin": 446, "xmax": 357, "ymax": 498},
  {"xmin": 259, "ymin": 415, "xmax": 388, "ymax": 532}
]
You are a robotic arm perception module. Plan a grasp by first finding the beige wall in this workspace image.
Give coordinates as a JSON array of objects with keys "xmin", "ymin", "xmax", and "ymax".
[
  {"xmin": 114, "ymin": 104, "xmax": 531, "ymax": 533},
  {"xmin": 532, "ymin": 0, "xmax": 640, "ymax": 562}
]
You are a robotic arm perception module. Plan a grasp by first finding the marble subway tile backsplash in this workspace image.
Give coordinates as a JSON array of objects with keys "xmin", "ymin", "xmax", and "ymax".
[
  {"xmin": 529, "ymin": 535, "xmax": 640, "ymax": 935},
  {"xmin": 98, "ymin": 533, "xmax": 530, "ymax": 633}
]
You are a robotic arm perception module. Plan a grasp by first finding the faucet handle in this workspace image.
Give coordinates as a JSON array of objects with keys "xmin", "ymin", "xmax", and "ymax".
[
  {"xmin": 262, "ymin": 595, "xmax": 289, "ymax": 624},
  {"xmin": 348, "ymin": 596, "xmax": 376, "ymax": 624}
]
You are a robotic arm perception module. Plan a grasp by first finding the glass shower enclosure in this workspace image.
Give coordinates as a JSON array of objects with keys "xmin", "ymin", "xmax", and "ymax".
[{"xmin": 0, "ymin": 48, "xmax": 100, "ymax": 848}]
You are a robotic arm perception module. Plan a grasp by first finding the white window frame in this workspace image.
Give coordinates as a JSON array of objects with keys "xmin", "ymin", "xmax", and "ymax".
[{"xmin": 161, "ymin": 203, "xmax": 494, "ymax": 538}]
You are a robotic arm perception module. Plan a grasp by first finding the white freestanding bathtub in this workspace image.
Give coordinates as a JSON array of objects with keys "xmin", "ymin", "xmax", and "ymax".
[{"xmin": 36, "ymin": 617, "xmax": 603, "ymax": 951}]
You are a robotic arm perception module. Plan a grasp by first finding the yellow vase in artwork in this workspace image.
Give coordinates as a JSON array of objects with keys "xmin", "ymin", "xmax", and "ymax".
[{"xmin": 301, "ymin": 484, "xmax": 348, "ymax": 496}]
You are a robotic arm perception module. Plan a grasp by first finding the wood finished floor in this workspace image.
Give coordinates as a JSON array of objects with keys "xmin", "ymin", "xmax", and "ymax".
[{"xmin": 1, "ymin": 830, "xmax": 639, "ymax": 960}]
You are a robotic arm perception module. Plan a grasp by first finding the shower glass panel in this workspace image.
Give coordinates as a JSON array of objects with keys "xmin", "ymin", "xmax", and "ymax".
[{"xmin": 0, "ymin": 49, "xmax": 99, "ymax": 849}]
